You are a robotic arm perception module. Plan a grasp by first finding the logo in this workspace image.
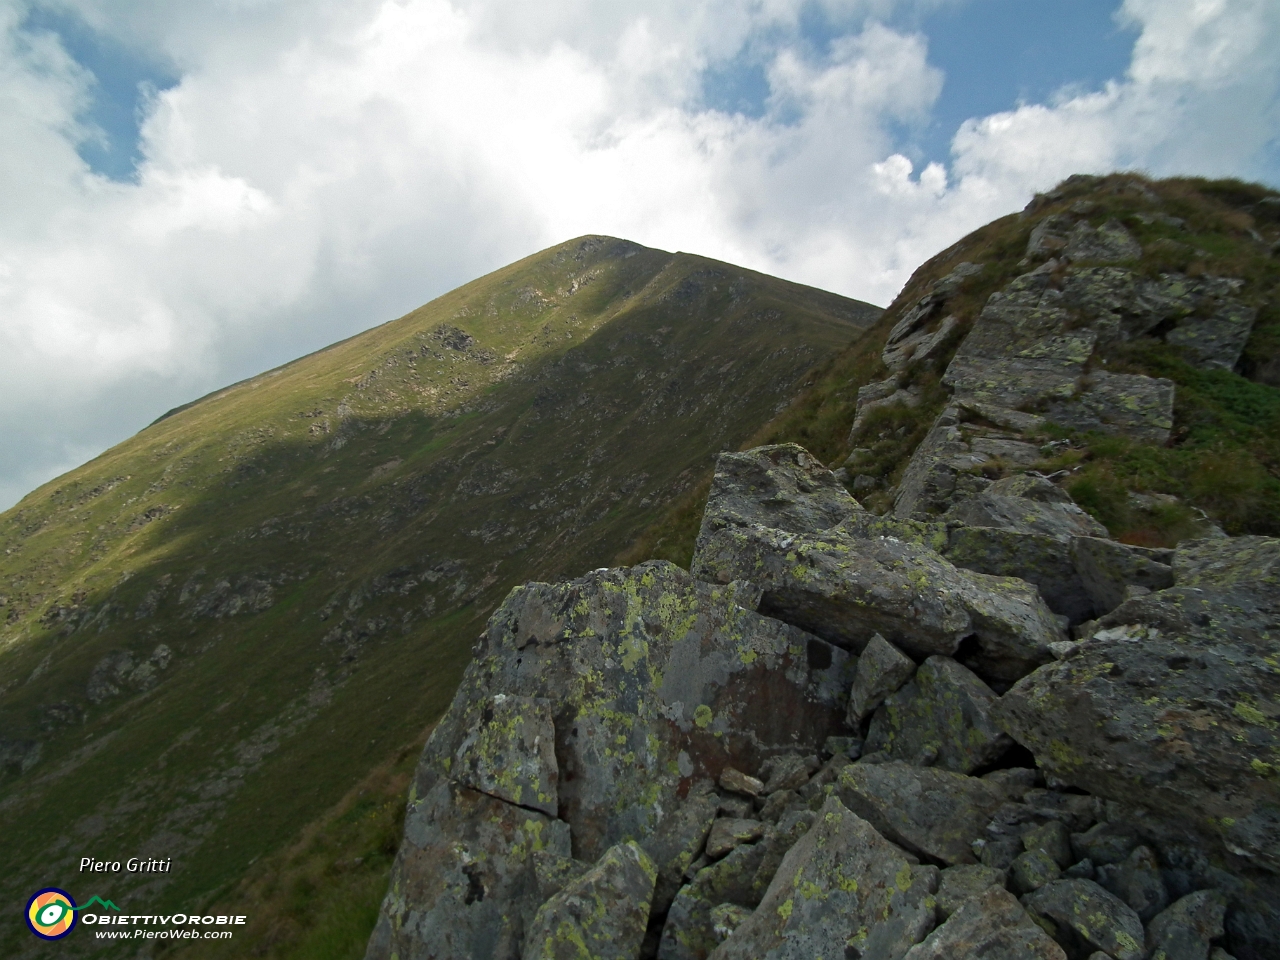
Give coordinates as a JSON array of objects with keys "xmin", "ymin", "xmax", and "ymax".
[{"xmin": 26, "ymin": 888, "xmax": 78, "ymax": 940}]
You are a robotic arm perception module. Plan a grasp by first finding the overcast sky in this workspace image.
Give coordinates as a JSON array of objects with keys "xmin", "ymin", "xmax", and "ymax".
[{"xmin": 1, "ymin": 0, "xmax": 1277, "ymax": 510}]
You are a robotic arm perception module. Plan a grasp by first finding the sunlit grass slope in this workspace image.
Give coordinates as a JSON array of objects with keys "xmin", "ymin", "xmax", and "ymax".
[{"xmin": 0, "ymin": 235, "xmax": 878, "ymax": 957}]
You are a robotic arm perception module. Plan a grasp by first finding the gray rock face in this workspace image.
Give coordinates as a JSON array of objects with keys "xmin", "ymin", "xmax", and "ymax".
[
  {"xmin": 847, "ymin": 633, "xmax": 917, "ymax": 726},
  {"xmin": 710, "ymin": 796, "xmax": 937, "ymax": 960},
  {"xmin": 692, "ymin": 522, "xmax": 1064, "ymax": 680},
  {"xmin": 835, "ymin": 761, "xmax": 1008, "ymax": 865},
  {"xmin": 863, "ymin": 656, "xmax": 1012, "ymax": 773},
  {"xmin": 524, "ymin": 841, "xmax": 657, "ymax": 960},
  {"xmin": 368, "ymin": 562, "xmax": 855, "ymax": 960},
  {"xmin": 881, "ymin": 263, "xmax": 981, "ymax": 372},
  {"xmin": 1146, "ymin": 890, "xmax": 1227, "ymax": 960},
  {"xmin": 451, "ymin": 694, "xmax": 559, "ymax": 816},
  {"xmin": 364, "ymin": 778, "xmax": 572, "ymax": 960},
  {"xmin": 1063, "ymin": 218, "xmax": 1143, "ymax": 263},
  {"xmin": 694, "ymin": 443, "xmax": 861, "ymax": 544},
  {"xmin": 1068, "ymin": 537, "xmax": 1173, "ymax": 617},
  {"xmin": 993, "ymin": 536, "xmax": 1280, "ymax": 872},
  {"xmin": 1021, "ymin": 878, "xmax": 1146, "ymax": 960},
  {"xmin": 943, "ymin": 272, "xmax": 1096, "ymax": 413},
  {"xmin": 903, "ymin": 885, "xmax": 1067, "ymax": 960}
]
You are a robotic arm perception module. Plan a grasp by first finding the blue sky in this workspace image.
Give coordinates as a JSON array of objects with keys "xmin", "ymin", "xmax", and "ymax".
[{"xmin": 0, "ymin": 0, "xmax": 1277, "ymax": 509}]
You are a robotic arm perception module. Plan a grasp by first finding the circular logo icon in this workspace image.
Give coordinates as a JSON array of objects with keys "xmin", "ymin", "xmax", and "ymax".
[{"xmin": 26, "ymin": 888, "xmax": 77, "ymax": 940}]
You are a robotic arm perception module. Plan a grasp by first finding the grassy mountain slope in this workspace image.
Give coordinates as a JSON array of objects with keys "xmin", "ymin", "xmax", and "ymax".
[
  {"xmin": 0, "ymin": 235, "xmax": 879, "ymax": 956},
  {"xmin": 164, "ymin": 173, "xmax": 1280, "ymax": 960}
]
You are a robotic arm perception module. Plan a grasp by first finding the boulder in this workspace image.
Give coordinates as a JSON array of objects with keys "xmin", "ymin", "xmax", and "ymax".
[
  {"xmin": 834, "ymin": 761, "xmax": 1008, "ymax": 865},
  {"xmin": 1068, "ymin": 537, "xmax": 1173, "ymax": 617},
  {"xmin": 1009, "ymin": 849, "xmax": 1062, "ymax": 894},
  {"xmin": 1023, "ymin": 820, "xmax": 1074, "ymax": 868},
  {"xmin": 903, "ymin": 885, "xmax": 1066, "ymax": 960},
  {"xmin": 524, "ymin": 841, "xmax": 657, "ymax": 960},
  {"xmin": 993, "ymin": 537, "xmax": 1280, "ymax": 871},
  {"xmin": 718, "ymin": 768, "xmax": 764, "ymax": 798},
  {"xmin": 945, "ymin": 527, "xmax": 1094, "ymax": 624},
  {"xmin": 694, "ymin": 444, "xmax": 861, "ymax": 544},
  {"xmin": 369, "ymin": 562, "xmax": 855, "ymax": 960},
  {"xmin": 946, "ymin": 475, "xmax": 1107, "ymax": 540},
  {"xmin": 863, "ymin": 656, "xmax": 1012, "ymax": 773},
  {"xmin": 705, "ymin": 819, "xmax": 765, "ymax": 859},
  {"xmin": 1146, "ymin": 890, "xmax": 1227, "ymax": 960},
  {"xmin": 1021, "ymin": 878, "xmax": 1145, "ymax": 960},
  {"xmin": 847, "ymin": 633, "xmax": 917, "ymax": 726},
  {"xmin": 658, "ymin": 842, "xmax": 769, "ymax": 960},
  {"xmin": 1101, "ymin": 844, "xmax": 1167, "ymax": 923},
  {"xmin": 935, "ymin": 864, "xmax": 1008, "ymax": 919},
  {"xmin": 759, "ymin": 753, "xmax": 817, "ymax": 794},
  {"xmin": 692, "ymin": 523, "xmax": 1064, "ymax": 680},
  {"xmin": 710, "ymin": 796, "xmax": 938, "ymax": 960},
  {"xmin": 641, "ymin": 792, "xmax": 718, "ymax": 912}
]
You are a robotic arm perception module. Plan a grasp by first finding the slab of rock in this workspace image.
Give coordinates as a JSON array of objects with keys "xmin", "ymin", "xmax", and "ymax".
[
  {"xmin": 903, "ymin": 885, "xmax": 1066, "ymax": 959},
  {"xmin": 1160, "ymin": 276, "xmax": 1257, "ymax": 371},
  {"xmin": 835, "ymin": 761, "xmax": 1007, "ymax": 865},
  {"xmin": 935, "ymin": 864, "xmax": 1008, "ymax": 919},
  {"xmin": 694, "ymin": 444, "xmax": 861, "ymax": 545},
  {"xmin": 524, "ymin": 840, "xmax": 657, "ymax": 960},
  {"xmin": 1021, "ymin": 878, "xmax": 1145, "ymax": 960},
  {"xmin": 946, "ymin": 475, "xmax": 1107, "ymax": 540},
  {"xmin": 693, "ymin": 523, "xmax": 1064, "ymax": 680},
  {"xmin": 993, "ymin": 536, "xmax": 1280, "ymax": 871},
  {"xmin": 718, "ymin": 767, "xmax": 764, "ymax": 798},
  {"xmin": 1068, "ymin": 537, "xmax": 1173, "ymax": 617},
  {"xmin": 864, "ymin": 656, "xmax": 1012, "ymax": 773},
  {"xmin": 847, "ymin": 632, "xmax": 917, "ymax": 726},
  {"xmin": 892, "ymin": 407, "xmax": 997, "ymax": 520},
  {"xmin": 1146, "ymin": 890, "xmax": 1227, "ymax": 960},
  {"xmin": 450, "ymin": 693, "xmax": 559, "ymax": 816},
  {"xmin": 364, "ymin": 778, "xmax": 572, "ymax": 960},
  {"xmin": 658, "ymin": 841, "xmax": 769, "ymax": 960},
  {"xmin": 706, "ymin": 819, "xmax": 765, "ymax": 859},
  {"xmin": 759, "ymin": 753, "xmax": 816, "ymax": 794},
  {"xmin": 1043, "ymin": 369, "xmax": 1174, "ymax": 445},
  {"xmin": 945, "ymin": 527, "xmax": 1092, "ymax": 624},
  {"xmin": 710, "ymin": 796, "xmax": 938, "ymax": 960}
]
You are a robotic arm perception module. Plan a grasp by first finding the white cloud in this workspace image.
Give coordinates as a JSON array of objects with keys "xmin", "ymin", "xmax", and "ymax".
[{"xmin": 0, "ymin": 0, "xmax": 1277, "ymax": 509}]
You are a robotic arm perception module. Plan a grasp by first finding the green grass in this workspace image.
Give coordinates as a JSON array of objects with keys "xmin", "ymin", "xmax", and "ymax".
[{"xmin": 0, "ymin": 236, "xmax": 879, "ymax": 957}]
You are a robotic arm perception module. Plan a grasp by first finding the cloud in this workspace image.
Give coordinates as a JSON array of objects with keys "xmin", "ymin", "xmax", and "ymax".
[{"xmin": 0, "ymin": 0, "xmax": 1277, "ymax": 509}]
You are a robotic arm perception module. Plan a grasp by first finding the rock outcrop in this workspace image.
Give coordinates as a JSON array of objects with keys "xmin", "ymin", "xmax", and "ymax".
[{"xmin": 368, "ymin": 438, "xmax": 1277, "ymax": 960}]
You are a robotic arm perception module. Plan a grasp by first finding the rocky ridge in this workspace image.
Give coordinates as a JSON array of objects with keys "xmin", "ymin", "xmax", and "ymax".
[
  {"xmin": 366, "ymin": 177, "xmax": 1279, "ymax": 960},
  {"xmin": 366, "ymin": 442, "xmax": 1279, "ymax": 960}
]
